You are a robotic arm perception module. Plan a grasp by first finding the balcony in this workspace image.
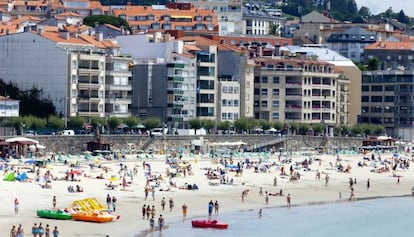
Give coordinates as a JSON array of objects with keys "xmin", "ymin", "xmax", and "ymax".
[
  {"xmin": 168, "ymin": 76, "xmax": 184, "ymax": 82},
  {"xmin": 77, "ymin": 111, "xmax": 101, "ymax": 117},
  {"xmin": 168, "ymin": 88, "xmax": 184, "ymax": 95}
]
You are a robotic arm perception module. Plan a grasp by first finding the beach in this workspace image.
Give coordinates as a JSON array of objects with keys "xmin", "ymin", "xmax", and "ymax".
[{"xmin": 1, "ymin": 150, "xmax": 413, "ymax": 236}]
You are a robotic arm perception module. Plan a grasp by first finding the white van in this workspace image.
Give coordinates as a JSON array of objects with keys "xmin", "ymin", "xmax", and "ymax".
[
  {"xmin": 62, "ymin": 129, "xmax": 75, "ymax": 136},
  {"xmin": 151, "ymin": 128, "xmax": 168, "ymax": 136}
]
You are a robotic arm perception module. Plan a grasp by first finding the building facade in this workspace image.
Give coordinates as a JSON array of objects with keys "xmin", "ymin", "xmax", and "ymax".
[
  {"xmin": 0, "ymin": 30, "xmax": 132, "ymax": 120},
  {"xmin": 327, "ymin": 27, "xmax": 377, "ymax": 62},
  {"xmin": 253, "ymin": 58, "xmax": 349, "ymax": 126}
]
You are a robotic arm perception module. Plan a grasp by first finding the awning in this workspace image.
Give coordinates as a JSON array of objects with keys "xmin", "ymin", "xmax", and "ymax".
[{"xmin": 5, "ymin": 137, "xmax": 39, "ymax": 145}]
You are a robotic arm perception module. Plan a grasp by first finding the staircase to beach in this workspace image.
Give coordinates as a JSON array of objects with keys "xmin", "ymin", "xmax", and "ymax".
[{"xmin": 141, "ymin": 136, "xmax": 155, "ymax": 151}]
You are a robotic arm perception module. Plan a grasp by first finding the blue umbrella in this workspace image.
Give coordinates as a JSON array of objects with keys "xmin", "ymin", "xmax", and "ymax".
[{"xmin": 24, "ymin": 159, "xmax": 36, "ymax": 164}]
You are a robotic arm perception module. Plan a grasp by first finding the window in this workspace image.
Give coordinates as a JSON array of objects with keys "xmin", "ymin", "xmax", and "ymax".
[
  {"xmin": 385, "ymin": 85, "xmax": 394, "ymax": 91},
  {"xmin": 362, "ymin": 86, "xmax": 369, "ymax": 91},
  {"xmin": 272, "ymin": 100, "xmax": 279, "ymax": 107},
  {"xmin": 261, "ymin": 76, "xmax": 268, "ymax": 83},
  {"xmin": 361, "ymin": 96, "xmax": 369, "ymax": 102},
  {"xmin": 272, "ymin": 112, "xmax": 279, "ymax": 120},
  {"xmin": 261, "ymin": 88, "xmax": 268, "ymax": 95},
  {"xmin": 273, "ymin": 77, "xmax": 279, "ymax": 84},
  {"xmin": 371, "ymin": 85, "xmax": 382, "ymax": 91},
  {"xmin": 272, "ymin": 89, "xmax": 279, "ymax": 95},
  {"xmin": 371, "ymin": 96, "xmax": 382, "ymax": 102},
  {"xmin": 261, "ymin": 100, "xmax": 268, "ymax": 107},
  {"xmin": 384, "ymin": 96, "xmax": 394, "ymax": 102}
]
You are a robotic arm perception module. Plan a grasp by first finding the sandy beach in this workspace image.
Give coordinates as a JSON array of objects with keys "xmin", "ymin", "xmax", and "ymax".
[{"xmin": 1, "ymin": 150, "xmax": 413, "ymax": 237}]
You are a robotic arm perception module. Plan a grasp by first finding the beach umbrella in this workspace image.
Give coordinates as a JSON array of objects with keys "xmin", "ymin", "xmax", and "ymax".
[{"xmin": 24, "ymin": 159, "xmax": 36, "ymax": 164}]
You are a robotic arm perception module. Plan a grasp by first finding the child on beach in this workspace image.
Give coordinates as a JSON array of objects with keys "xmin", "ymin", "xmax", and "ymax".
[{"xmin": 14, "ymin": 198, "xmax": 19, "ymax": 214}]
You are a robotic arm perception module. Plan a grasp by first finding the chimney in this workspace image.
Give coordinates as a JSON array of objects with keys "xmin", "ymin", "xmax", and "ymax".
[
  {"xmin": 6, "ymin": 29, "xmax": 10, "ymax": 35},
  {"xmin": 37, "ymin": 27, "xmax": 44, "ymax": 35},
  {"xmin": 59, "ymin": 31, "xmax": 70, "ymax": 40},
  {"xmin": 95, "ymin": 32, "xmax": 103, "ymax": 41}
]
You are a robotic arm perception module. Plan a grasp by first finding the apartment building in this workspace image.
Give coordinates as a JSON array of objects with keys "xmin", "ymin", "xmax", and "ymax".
[
  {"xmin": 0, "ymin": 95, "xmax": 19, "ymax": 118},
  {"xmin": 113, "ymin": 4, "xmax": 218, "ymax": 35},
  {"xmin": 365, "ymin": 41, "xmax": 414, "ymax": 70},
  {"xmin": 294, "ymin": 11, "xmax": 397, "ymax": 45},
  {"xmin": 279, "ymin": 45, "xmax": 359, "ymax": 125},
  {"xmin": 253, "ymin": 57, "xmax": 349, "ymax": 126},
  {"xmin": 116, "ymin": 34, "xmax": 198, "ymax": 127},
  {"xmin": 360, "ymin": 70, "xmax": 414, "ymax": 139},
  {"xmin": 0, "ymin": 29, "xmax": 132, "ymax": 120},
  {"xmin": 327, "ymin": 27, "xmax": 377, "ymax": 62},
  {"xmin": 175, "ymin": 0, "xmax": 242, "ymax": 35}
]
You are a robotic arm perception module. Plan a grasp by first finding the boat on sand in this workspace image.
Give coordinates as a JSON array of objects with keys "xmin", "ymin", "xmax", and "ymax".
[{"xmin": 191, "ymin": 219, "xmax": 228, "ymax": 229}]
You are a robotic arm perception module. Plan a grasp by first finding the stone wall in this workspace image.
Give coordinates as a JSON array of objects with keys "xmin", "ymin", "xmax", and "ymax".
[{"xmin": 31, "ymin": 134, "xmax": 364, "ymax": 155}]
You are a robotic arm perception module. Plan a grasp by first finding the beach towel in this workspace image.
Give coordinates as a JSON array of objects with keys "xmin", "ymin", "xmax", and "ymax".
[{"xmin": 3, "ymin": 172, "xmax": 15, "ymax": 181}]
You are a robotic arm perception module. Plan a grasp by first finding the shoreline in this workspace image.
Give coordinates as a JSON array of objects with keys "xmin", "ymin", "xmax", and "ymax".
[{"xmin": 136, "ymin": 192, "xmax": 414, "ymax": 237}]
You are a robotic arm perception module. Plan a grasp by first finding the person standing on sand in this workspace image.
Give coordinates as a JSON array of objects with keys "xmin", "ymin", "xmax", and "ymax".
[
  {"xmin": 208, "ymin": 200, "xmax": 214, "ymax": 217},
  {"xmin": 144, "ymin": 187, "xmax": 149, "ymax": 200},
  {"xmin": 273, "ymin": 177, "xmax": 277, "ymax": 186},
  {"xmin": 142, "ymin": 204, "xmax": 146, "ymax": 219},
  {"xmin": 152, "ymin": 188, "xmax": 155, "ymax": 201},
  {"xmin": 349, "ymin": 188, "xmax": 355, "ymax": 201},
  {"xmin": 16, "ymin": 224, "xmax": 24, "ymax": 237},
  {"xmin": 14, "ymin": 198, "xmax": 19, "ymax": 214},
  {"xmin": 182, "ymin": 203, "xmax": 187, "ymax": 218},
  {"xmin": 52, "ymin": 226, "xmax": 59, "ymax": 237},
  {"xmin": 325, "ymin": 174, "xmax": 329, "ymax": 186},
  {"xmin": 32, "ymin": 223, "xmax": 38, "ymax": 237},
  {"xmin": 265, "ymin": 192, "xmax": 269, "ymax": 204},
  {"xmin": 161, "ymin": 197, "xmax": 166, "ymax": 211},
  {"xmin": 287, "ymin": 194, "xmax": 291, "ymax": 207},
  {"xmin": 52, "ymin": 196, "xmax": 56, "ymax": 208},
  {"xmin": 106, "ymin": 194, "xmax": 112, "ymax": 211},
  {"xmin": 258, "ymin": 209, "xmax": 262, "ymax": 218},
  {"xmin": 158, "ymin": 215, "xmax": 165, "ymax": 231},
  {"xmin": 112, "ymin": 196, "xmax": 117, "ymax": 212},
  {"xmin": 146, "ymin": 205, "xmax": 151, "ymax": 220},
  {"xmin": 259, "ymin": 187, "xmax": 263, "ymax": 196},
  {"xmin": 367, "ymin": 179, "xmax": 370, "ymax": 190},
  {"xmin": 45, "ymin": 224, "xmax": 50, "ymax": 237},
  {"xmin": 214, "ymin": 200, "xmax": 219, "ymax": 215},
  {"xmin": 10, "ymin": 225, "xmax": 17, "ymax": 237},
  {"xmin": 38, "ymin": 223, "xmax": 44, "ymax": 237},
  {"xmin": 169, "ymin": 198, "xmax": 174, "ymax": 212},
  {"xmin": 149, "ymin": 217, "xmax": 155, "ymax": 231}
]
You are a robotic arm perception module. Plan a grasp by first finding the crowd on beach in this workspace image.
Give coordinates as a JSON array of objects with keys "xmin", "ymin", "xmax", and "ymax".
[{"xmin": 1, "ymin": 146, "xmax": 414, "ymax": 236}]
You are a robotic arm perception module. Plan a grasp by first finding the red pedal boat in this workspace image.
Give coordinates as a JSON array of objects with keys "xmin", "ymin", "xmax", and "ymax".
[{"xmin": 191, "ymin": 219, "xmax": 228, "ymax": 229}]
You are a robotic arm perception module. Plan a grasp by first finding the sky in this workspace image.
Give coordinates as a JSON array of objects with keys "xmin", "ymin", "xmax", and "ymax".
[{"xmin": 354, "ymin": 0, "xmax": 414, "ymax": 17}]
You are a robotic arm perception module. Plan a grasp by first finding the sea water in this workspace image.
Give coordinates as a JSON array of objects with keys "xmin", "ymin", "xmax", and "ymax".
[{"xmin": 156, "ymin": 197, "xmax": 414, "ymax": 237}]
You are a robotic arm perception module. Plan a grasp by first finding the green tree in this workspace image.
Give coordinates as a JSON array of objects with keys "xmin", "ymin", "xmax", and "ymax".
[
  {"xmin": 272, "ymin": 121, "xmax": 283, "ymax": 131},
  {"xmin": 298, "ymin": 123, "xmax": 311, "ymax": 135},
  {"xmin": 143, "ymin": 117, "xmax": 161, "ymax": 130},
  {"xmin": 107, "ymin": 117, "xmax": 121, "ymax": 133},
  {"xmin": 7, "ymin": 117, "xmax": 26, "ymax": 134},
  {"xmin": 188, "ymin": 118, "xmax": 202, "ymax": 134},
  {"xmin": 68, "ymin": 117, "xmax": 85, "ymax": 129},
  {"xmin": 234, "ymin": 118, "xmax": 248, "ymax": 133},
  {"xmin": 83, "ymin": 15, "xmax": 130, "ymax": 30},
  {"xmin": 258, "ymin": 119, "xmax": 271, "ymax": 130},
  {"xmin": 201, "ymin": 119, "xmax": 215, "ymax": 134},
  {"xmin": 351, "ymin": 124, "xmax": 364, "ymax": 136},
  {"xmin": 288, "ymin": 122, "xmax": 299, "ymax": 135},
  {"xmin": 47, "ymin": 115, "xmax": 65, "ymax": 133},
  {"xmin": 374, "ymin": 125, "xmax": 385, "ymax": 136},
  {"xmin": 217, "ymin": 121, "xmax": 232, "ymax": 132},
  {"xmin": 367, "ymin": 57, "xmax": 381, "ymax": 70},
  {"xmin": 27, "ymin": 115, "xmax": 46, "ymax": 132},
  {"xmin": 358, "ymin": 6, "xmax": 371, "ymax": 18},
  {"xmin": 398, "ymin": 10, "xmax": 409, "ymax": 24},
  {"xmin": 312, "ymin": 123, "xmax": 327, "ymax": 136},
  {"xmin": 123, "ymin": 116, "xmax": 140, "ymax": 128}
]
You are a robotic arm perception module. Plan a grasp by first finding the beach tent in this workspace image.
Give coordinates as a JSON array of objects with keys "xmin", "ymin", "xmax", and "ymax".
[
  {"xmin": 3, "ymin": 173, "xmax": 15, "ymax": 181},
  {"xmin": 16, "ymin": 172, "xmax": 28, "ymax": 181}
]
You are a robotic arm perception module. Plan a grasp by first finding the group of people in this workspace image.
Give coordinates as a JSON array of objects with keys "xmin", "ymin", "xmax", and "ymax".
[
  {"xmin": 106, "ymin": 194, "xmax": 117, "ymax": 212},
  {"xmin": 10, "ymin": 223, "xmax": 59, "ymax": 237}
]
